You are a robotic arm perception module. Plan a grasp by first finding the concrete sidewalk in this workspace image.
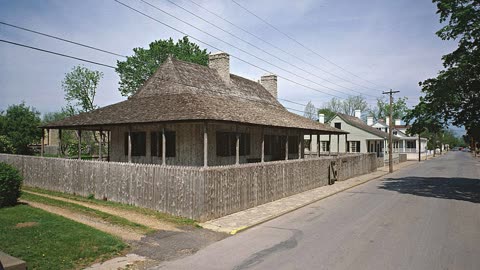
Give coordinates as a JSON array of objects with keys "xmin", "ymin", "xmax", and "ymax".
[{"xmin": 200, "ymin": 161, "xmax": 418, "ymax": 234}]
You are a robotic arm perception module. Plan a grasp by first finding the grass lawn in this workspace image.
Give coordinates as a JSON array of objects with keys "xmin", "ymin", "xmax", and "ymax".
[
  {"xmin": 22, "ymin": 192, "xmax": 154, "ymax": 234},
  {"xmin": 24, "ymin": 186, "xmax": 196, "ymax": 226},
  {"xmin": 0, "ymin": 204, "xmax": 126, "ymax": 270}
]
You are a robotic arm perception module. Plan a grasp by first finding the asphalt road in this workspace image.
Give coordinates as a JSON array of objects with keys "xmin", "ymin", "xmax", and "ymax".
[{"xmin": 156, "ymin": 152, "xmax": 480, "ymax": 270}]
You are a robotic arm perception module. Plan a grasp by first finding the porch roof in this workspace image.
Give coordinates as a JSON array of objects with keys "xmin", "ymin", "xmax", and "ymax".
[{"xmin": 42, "ymin": 57, "xmax": 346, "ymax": 134}]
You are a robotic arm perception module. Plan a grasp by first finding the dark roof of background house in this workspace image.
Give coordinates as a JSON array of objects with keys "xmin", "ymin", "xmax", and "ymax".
[
  {"xmin": 43, "ymin": 57, "xmax": 346, "ymax": 134},
  {"xmin": 333, "ymin": 113, "xmax": 391, "ymax": 139}
]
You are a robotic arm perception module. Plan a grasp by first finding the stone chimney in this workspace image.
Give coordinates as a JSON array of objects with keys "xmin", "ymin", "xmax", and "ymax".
[
  {"xmin": 354, "ymin": 109, "xmax": 361, "ymax": 119},
  {"xmin": 318, "ymin": 113, "xmax": 325, "ymax": 124},
  {"xmin": 208, "ymin": 52, "xmax": 230, "ymax": 85},
  {"xmin": 395, "ymin": 119, "xmax": 401, "ymax": 125},
  {"xmin": 260, "ymin": 74, "xmax": 278, "ymax": 98},
  {"xmin": 367, "ymin": 116, "xmax": 374, "ymax": 126}
]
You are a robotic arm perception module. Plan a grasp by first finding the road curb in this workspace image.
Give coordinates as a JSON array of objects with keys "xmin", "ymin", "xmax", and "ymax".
[{"xmin": 227, "ymin": 162, "xmax": 419, "ymax": 235}]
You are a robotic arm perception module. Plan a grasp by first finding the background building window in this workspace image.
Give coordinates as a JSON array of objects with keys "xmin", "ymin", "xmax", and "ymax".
[
  {"xmin": 124, "ymin": 132, "xmax": 146, "ymax": 156},
  {"xmin": 334, "ymin": 122, "xmax": 342, "ymax": 129},
  {"xmin": 321, "ymin": 141, "xmax": 330, "ymax": 152},
  {"xmin": 348, "ymin": 141, "xmax": 361, "ymax": 153}
]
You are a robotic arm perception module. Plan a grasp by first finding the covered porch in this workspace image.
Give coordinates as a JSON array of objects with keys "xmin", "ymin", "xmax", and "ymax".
[{"xmin": 41, "ymin": 120, "xmax": 347, "ymax": 167}]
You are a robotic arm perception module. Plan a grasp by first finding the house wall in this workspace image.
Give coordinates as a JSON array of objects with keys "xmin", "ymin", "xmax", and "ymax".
[
  {"xmin": 0, "ymin": 152, "xmax": 377, "ymax": 221},
  {"xmin": 327, "ymin": 116, "xmax": 385, "ymax": 153},
  {"xmin": 110, "ymin": 122, "xmax": 302, "ymax": 166}
]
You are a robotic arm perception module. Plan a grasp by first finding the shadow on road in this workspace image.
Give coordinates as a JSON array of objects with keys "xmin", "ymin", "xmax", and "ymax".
[{"xmin": 379, "ymin": 177, "xmax": 480, "ymax": 203}]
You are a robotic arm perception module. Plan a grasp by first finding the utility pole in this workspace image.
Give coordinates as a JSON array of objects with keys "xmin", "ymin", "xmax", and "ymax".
[{"xmin": 383, "ymin": 89, "xmax": 400, "ymax": 173}]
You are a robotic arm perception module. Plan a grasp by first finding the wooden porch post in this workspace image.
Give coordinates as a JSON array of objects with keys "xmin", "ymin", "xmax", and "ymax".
[
  {"xmin": 99, "ymin": 129, "xmax": 103, "ymax": 161},
  {"xmin": 107, "ymin": 131, "xmax": 111, "ymax": 162},
  {"xmin": 162, "ymin": 127, "xmax": 166, "ymax": 165},
  {"xmin": 337, "ymin": 134, "xmax": 340, "ymax": 153},
  {"xmin": 317, "ymin": 133, "xmax": 320, "ymax": 157},
  {"xmin": 78, "ymin": 130, "xmax": 82, "ymax": 160},
  {"xmin": 328, "ymin": 134, "xmax": 331, "ymax": 155},
  {"xmin": 285, "ymin": 132, "xmax": 289, "ymax": 160},
  {"xmin": 127, "ymin": 129, "xmax": 132, "ymax": 163},
  {"xmin": 203, "ymin": 122, "xmax": 208, "ymax": 167},
  {"xmin": 298, "ymin": 132, "xmax": 302, "ymax": 159},
  {"xmin": 309, "ymin": 134, "xmax": 312, "ymax": 157},
  {"xmin": 261, "ymin": 127, "xmax": 265, "ymax": 163},
  {"xmin": 235, "ymin": 133, "xmax": 240, "ymax": 165},
  {"xmin": 345, "ymin": 134, "xmax": 348, "ymax": 153},
  {"xmin": 41, "ymin": 128, "xmax": 45, "ymax": 157},
  {"xmin": 58, "ymin": 129, "xmax": 62, "ymax": 156}
]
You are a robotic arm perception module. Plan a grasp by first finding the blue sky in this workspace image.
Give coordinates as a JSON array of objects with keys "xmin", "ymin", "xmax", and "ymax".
[{"xmin": 0, "ymin": 0, "xmax": 460, "ymax": 132}]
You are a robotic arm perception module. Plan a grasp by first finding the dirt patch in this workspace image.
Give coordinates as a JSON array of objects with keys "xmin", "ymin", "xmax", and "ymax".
[
  {"xmin": 25, "ymin": 191, "xmax": 179, "ymax": 232},
  {"xmin": 131, "ymin": 225, "xmax": 228, "ymax": 267},
  {"xmin": 15, "ymin": 221, "xmax": 38, "ymax": 228},
  {"xmin": 21, "ymin": 200, "xmax": 144, "ymax": 241}
]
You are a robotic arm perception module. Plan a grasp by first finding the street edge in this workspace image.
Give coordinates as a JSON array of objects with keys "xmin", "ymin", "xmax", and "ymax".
[{"xmin": 229, "ymin": 162, "xmax": 419, "ymax": 235}]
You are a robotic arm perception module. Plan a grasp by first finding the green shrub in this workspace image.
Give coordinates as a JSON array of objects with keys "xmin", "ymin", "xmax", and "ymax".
[{"xmin": 0, "ymin": 162, "xmax": 23, "ymax": 207}]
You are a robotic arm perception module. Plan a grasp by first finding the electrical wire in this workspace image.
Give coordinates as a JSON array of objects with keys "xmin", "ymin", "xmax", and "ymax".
[{"xmin": 230, "ymin": 0, "xmax": 390, "ymax": 90}]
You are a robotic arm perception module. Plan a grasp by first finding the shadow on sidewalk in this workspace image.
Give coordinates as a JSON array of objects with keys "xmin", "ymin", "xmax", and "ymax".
[{"xmin": 379, "ymin": 176, "xmax": 480, "ymax": 203}]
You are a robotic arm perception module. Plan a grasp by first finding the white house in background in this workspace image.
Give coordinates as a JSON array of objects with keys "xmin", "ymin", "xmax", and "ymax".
[
  {"xmin": 367, "ymin": 117, "xmax": 429, "ymax": 160},
  {"xmin": 305, "ymin": 110, "xmax": 398, "ymax": 161}
]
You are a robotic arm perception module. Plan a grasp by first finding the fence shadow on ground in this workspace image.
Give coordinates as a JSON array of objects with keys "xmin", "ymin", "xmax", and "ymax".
[{"xmin": 379, "ymin": 176, "xmax": 480, "ymax": 204}]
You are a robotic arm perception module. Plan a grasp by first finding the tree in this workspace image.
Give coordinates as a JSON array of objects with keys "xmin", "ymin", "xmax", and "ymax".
[
  {"xmin": 320, "ymin": 95, "xmax": 368, "ymax": 118},
  {"xmin": 116, "ymin": 36, "xmax": 209, "ymax": 97},
  {"xmin": 369, "ymin": 96, "xmax": 409, "ymax": 122},
  {"xmin": 62, "ymin": 65, "xmax": 103, "ymax": 114},
  {"xmin": 42, "ymin": 109, "xmax": 78, "ymax": 157},
  {"xmin": 410, "ymin": 0, "xmax": 480, "ymax": 152},
  {"xmin": 303, "ymin": 101, "xmax": 317, "ymax": 120},
  {"xmin": 317, "ymin": 108, "xmax": 336, "ymax": 123},
  {"xmin": 0, "ymin": 103, "xmax": 42, "ymax": 154}
]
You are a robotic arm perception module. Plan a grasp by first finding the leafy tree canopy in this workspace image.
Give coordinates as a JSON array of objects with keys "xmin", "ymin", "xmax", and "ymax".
[
  {"xmin": 62, "ymin": 65, "xmax": 103, "ymax": 114},
  {"xmin": 370, "ymin": 96, "xmax": 409, "ymax": 122},
  {"xmin": 0, "ymin": 103, "xmax": 42, "ymax": 154},
  {"xmin": 116, "ymin": 36, "xmax": 209, "ymax": 97},
  {"xmin": 303, "ymin": 101, "xmax": 317, "ymax": 120},
  {"xmin": 407, "ymin": 0, "xmax": 480, "ymax": 144},
  {"xmin": 319, "ymin": 96, "xmax": 368, "ymax": 121}
]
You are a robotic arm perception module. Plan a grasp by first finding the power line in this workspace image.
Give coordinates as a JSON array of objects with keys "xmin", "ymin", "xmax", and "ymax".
[
  {"xmin": 0, "ymin": 37, "xmax": 306, "ymax": 115},
  {"xmin": 160, "ymin": 0, "xmax": 378, "ymax": 98},
  {"xmin": 135, "ymin": 0, "xmax": 368, "ymax": 99},
  {"xmin": 0, "ymin": 21, "xmax": 127, "ymax": 58},
  {"xmin": 230, "ymin": 0, "xmax": 389, "ymax": 90},
  {"xmin": 0, "ymin": 39, "xmax": 117, "ymax": 69},
  {"xmin": 113, "ymin": 0, "xmax": 347, "ymax": 99},
  {"xmin": 186, "ymin": 0, "xmax": 382, "ymax": 94}
]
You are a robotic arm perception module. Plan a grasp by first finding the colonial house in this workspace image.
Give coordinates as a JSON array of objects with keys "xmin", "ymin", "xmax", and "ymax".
[
  {"xmin": 306, "ymin": 110, "xmax": 400, "ymax": 161},
  {"xmin": 42, "ymin": 52, "xmax": 347, "ymax": 166},
  {"xmin": 366, "ymin": 116, "xmax": 429, "ymax": 160},
  {"xmin": 393, "ymin": 123, "xmax": 429, "ymax": 160}
]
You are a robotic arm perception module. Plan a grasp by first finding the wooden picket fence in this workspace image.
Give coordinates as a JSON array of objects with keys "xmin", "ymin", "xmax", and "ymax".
[{"xmin": 0, "ymin": 153, "xmax": 377, "ymax": 221}]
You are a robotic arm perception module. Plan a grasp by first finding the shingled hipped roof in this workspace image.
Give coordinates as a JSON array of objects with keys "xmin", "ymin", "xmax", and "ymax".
[
  {"xmin": 43, "ymin": 57, "xmax": 346, "ymax": 134},
  {"xmin": 334, "ymin": 113, "xmax": 392, "ymax": 139}
]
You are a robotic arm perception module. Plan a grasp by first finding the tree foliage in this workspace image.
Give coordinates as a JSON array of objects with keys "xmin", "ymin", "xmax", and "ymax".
[
  {"xmin": 303, "ymin": 101, "xmax": 317, "ymax": 120},
  {"xmin": 320, "ymin": 96, "xmax": 368, "ymax": 119},
  {"xmin": 369, "ymin": 96, "xmax": 409, "ymax": 121},
  {"xmin": 62, "ymin": 66, "xmax": 103, "ymax": 114},
  {"xmin": 0, "ymin": 103, "xmax": 42, "ymax": 154},
  {"xmin": 116, "ymin": 36, "xmax": 209, "ymax": 97},
  {"xmin": 406, "ymin": 0, "xmax": 480, "ymax": 147}
]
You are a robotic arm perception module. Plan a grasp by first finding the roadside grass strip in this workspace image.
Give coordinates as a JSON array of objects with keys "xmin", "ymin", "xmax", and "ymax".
[
  {"xmin": 0, "ymin": 204, "xmax": 126, "ymax": 270},
  {"xmin": 21, "ymin": 192, "xmax": 154, "ymax": 235},
  {"xmin": 23, "ymin": 186, "xmax": 197, "ymax": 226}
]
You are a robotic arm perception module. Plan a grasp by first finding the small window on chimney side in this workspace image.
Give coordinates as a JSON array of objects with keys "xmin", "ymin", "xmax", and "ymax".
[{"xmin": 334, "ymin": 123, "xmax": 342, "ymax": 129}]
